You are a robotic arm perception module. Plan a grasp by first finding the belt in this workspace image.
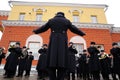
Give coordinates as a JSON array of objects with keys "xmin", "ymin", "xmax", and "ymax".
[{"xmin": 52, "ymin": 30, "xmax": 66, "ymax": 33}]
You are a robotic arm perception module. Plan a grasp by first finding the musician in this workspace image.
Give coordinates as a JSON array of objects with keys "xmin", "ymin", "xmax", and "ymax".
[
  {"xmin": 78, "ymin": 50, "xmax": 91, "ymax": 80},
  {"xmin": 0, "ymin": 47, "xmax": 5, "ymax": 65},
  {"xmin": 67, "ymin": 42, "xmax": 77, "ymax": 80},
  {"xmin": 36, "ymin": 44, "xmax": 48, "ymax": 79},
  {"xmin": 87, "ymin": 42, "xmax": 100, "ymax": 80},
  {"xmin": 24, "ymin": 51, "xmax": 34, "ymax": 76},
  {"xmin": 110, "ymin": 42, "xmax": 120, "ymax": 80},
  {"xmin": 4, "ymin": 42, "xmax": 22, "ymax": 78},
  {"xmin": 99, "ymin": 50, "xmax": 110, "ymax": 80},
  {"xmin": 16, "ymin": 46, "xmax": 29, "ymax": 77}
]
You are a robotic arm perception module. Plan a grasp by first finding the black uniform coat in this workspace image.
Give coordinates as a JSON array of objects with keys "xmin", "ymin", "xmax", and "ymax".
[
  {"xmin": 25, "ymin": 55, "xmax": 34, "ymax": 71},
  {"xmin": 18, "ymin": 54, "xmax": 28, "ymax": 71},
  {"xmin": 78, "ymin": 54, "xmax": 89, "ymax": 74},
  {"xmin": 0, "ymin": 52, "xmax": 5, "ymax": 64},
  {"xmin": 4, "ymin": 47, "xmax": 22, "ymax": 73},
  {"xmin": 99, "ymin": 55, "xmax": 111, "ymax": 75},
  {"xmin": 36, "ymin": 48, "xmax": 48, "ymax": 70},
  {"xmin": 110, "ymin": 47, "xmax": 120, "ymax": 74},
  {"xmin": 87, "ymin": 46, "xmax": 100, "ymax": 72},
  {"xmin": 68, "ymin": 46, "xmax": 77, "ymax": 73},
  {"xmin": 33, "ymin": 15, "xmax": 85, "ymax": 68}
]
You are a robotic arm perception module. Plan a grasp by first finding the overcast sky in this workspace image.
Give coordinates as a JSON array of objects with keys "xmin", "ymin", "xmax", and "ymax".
[{"xmin": 0, "ymin": 0, "xmax": 120, "ymax": 27}]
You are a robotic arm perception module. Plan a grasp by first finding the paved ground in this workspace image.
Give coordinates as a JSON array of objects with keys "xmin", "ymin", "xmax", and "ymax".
[{"xmin": 0, "ymin": 65, "xmax": 116, "ymax": 80}]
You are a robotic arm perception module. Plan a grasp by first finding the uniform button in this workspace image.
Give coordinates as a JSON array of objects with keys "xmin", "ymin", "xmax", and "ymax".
[
  {"xmin": 63, "ymin": 31, "xmax": 65, "ymax": 33},
  {"xmin": 52, "ymin": 30, "xmax": 55, "ymax": 32}
]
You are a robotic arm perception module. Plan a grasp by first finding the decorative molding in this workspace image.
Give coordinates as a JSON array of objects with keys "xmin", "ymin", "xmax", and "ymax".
[
  {"xmin": 32, "ymin": 8, "xmax": 47, "ymax": 12},
  {"xmin": 2, "ymin": 20, "xmax": 46, "ymax": 27},
  {"xmin": 72, "ymin": 22, "xmax": 113, "ymax": 29},
  {"xmin": 9, "ymin": 1, "xmax": 108, "ymax": 9},
  {"xmin": 0, "ymin": 10, "xmax": 10, "ymax": 16},
  {"xmin": 2, "ymin": 20, "xmax": 113, "ymax": 29},
  {"xmin": 111, "ymin": 27, "xmax": 120, "ymax": 33},
  {"xmin": 69, "ymin": 8, "xmax": 83, "ymax": 14},
  {"xmin": 3, "ymin": 20, "xmax": 120, "ymax": 33}
]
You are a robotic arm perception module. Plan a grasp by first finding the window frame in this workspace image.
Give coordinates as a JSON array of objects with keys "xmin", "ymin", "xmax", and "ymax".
[
  {"xmin": 28, "ymin": 41, "xmax": 41, "ymax": 60},
  {"xmin": 91, "ymin": 15, "xmax": 98, "ymax": 23},
  {"xmin": 19, "ymin": 13, "xmax": 25, "ymax": 21}
]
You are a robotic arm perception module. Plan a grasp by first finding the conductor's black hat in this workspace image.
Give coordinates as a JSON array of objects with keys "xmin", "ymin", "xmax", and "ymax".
[{"xmin": 56, "ymin": 12, "xmax": 65, "ymax": 17}]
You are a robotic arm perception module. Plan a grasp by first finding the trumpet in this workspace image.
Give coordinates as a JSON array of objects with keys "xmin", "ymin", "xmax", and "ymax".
[
  {"xmin": 9, "ymin": 45, "xmax": 15, "ymax": 48},
  {"xmin": 21, "ymin": 48, "xmax": 29, "ymax": 59}
]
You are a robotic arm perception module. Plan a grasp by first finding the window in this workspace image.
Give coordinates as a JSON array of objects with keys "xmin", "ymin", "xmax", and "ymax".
[
  {"xmin": 95, "ymin": 44, "xmax": 104, "ymax": 51},
  {"xmin": 73, "ymin": 15, "xmax": 80, "ymax": 22},
  {"xmin": 91, "ymin": 16, "xmax": 98, "ymax": 23},
  {"xmin": 28, "ymin": 42, "xmax": 41, "ymax": 60},
  {"xmin": 73, "ymin": 43, "xmax": 84, "ymax": 56},
  {"xmin": 117, "ymin": 42, "xmax": 120, "ymax": 47},
  {"xmin": 0, "ymin": 31, "xmax": 2, "ymax": 40},
  {"xmin": 19, "ymin": 13, "xmax": 25, "ymax": 21},
  {"xmin": 72, "ymin": 10, "xmax": 80, "ymax": 22},
  {"xmin": 36, "ymin": 14, "xmax": 42, "ymax": 21}
]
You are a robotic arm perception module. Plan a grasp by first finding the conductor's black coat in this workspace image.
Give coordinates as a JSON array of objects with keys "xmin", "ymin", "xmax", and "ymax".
[{"xmin": 33, "ymin": 15, "xmax": 85, "ymax": 68}]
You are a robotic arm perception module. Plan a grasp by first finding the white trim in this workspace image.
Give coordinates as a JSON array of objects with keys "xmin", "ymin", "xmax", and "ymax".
[
  {"xmin": 111, "ymin": 27, "xmax": 120, "ymax": 33},
  {"xmin": 0, "ymin": 10, "xmax": 10, "ymax": 16},
  {"xmin": 72, "ymin": 22, "xmax": 113, "ymax": 29},
  {"xmin": 69, "ymin": 8, "xmax": 83, "ymax": 14},
  {"xmin": 70, "ymin": 36, "xmax": 87, "ymax": 49},
  {"xmin": 9, "ymin": 1, "xmax": 108, "ymax": 9},
  {"xmin": 2, "ymin": 20, "xmax": 113, "ymax": 29},
  {"xmin": 2, "ymin": 20, "xmax": 46, "ymax": 27},
  {"xmin": 33, "ymin": 8, "xmax": 47, "ymax": 12}
]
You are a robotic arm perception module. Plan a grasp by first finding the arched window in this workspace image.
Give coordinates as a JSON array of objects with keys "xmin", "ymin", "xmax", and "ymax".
[
  {"xmin": 26, "ymin": 35, "xmax": 43, "ymax": 60},
  {"xmin": 70, "ymin": 36, "xmax": 87, "ymax": 56},
  {"xmin": 0, "ymin": 31, "xmax": 2, "ymax": 40}
]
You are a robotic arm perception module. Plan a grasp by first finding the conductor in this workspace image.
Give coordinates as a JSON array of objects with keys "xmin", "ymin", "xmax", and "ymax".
[{"xmin": 33, "ymin": 12, "xmax": 85, "ymax": 80}]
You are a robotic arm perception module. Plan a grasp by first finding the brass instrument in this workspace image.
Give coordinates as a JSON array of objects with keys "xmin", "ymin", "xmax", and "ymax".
[
  {"xmin": 9, "ymin": 45, "xmax": 15, "ymax": 48},
  {"xmin": 21, "ymin": 48, "xmax": 29, "ymax": 59},
  {"xmin": 99, "ymin": 52, "xmax": 108, "ymax": 60}
]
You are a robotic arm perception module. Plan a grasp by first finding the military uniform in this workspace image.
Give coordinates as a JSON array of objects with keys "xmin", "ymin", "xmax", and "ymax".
[
  {"xmin": 33, "ymin": 12, "xmax": 85, "ymax": 80},
  {"xmin": 110, "ymin": 43, "xmax": 120, "ymax": 80},
  {"xmin": 36, "ymin": 46, "xmax": 48, "ymax": 79},
  {"xmin": 87, "ymin": 42, "xmax": 100, "ymax": 80},
  {"xmin": 67, "ymin": 44, "xmax": 77, "ymax": 80}
]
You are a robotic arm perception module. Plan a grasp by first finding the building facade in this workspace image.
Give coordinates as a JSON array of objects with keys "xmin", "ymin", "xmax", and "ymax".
[{"xmin": 0, "ymin": 1, "xmax": 120, "ymax": 65}]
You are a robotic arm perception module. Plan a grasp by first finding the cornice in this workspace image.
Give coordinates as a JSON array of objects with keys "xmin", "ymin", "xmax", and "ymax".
[
  {"xmin": 111, "ymin": 27, "xmax": 120, "ymax": 33},
  {"xmin": 2, "ymin": 20, "xmax": 113, "ymax": 30},
  {"xmin": 9, "ymin": 1, "xmax": 108, "ymax": 9},
  {"xmin": 0, "ymin": 10, "xmax": 10, "ymax": 16},
  {"xmin": 72, "ymin": 22, "xmax": 113, "ymax": 29},
  {"xmin": 2, "ymin": 20, "xmax": 45, "ymax": 27}
]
